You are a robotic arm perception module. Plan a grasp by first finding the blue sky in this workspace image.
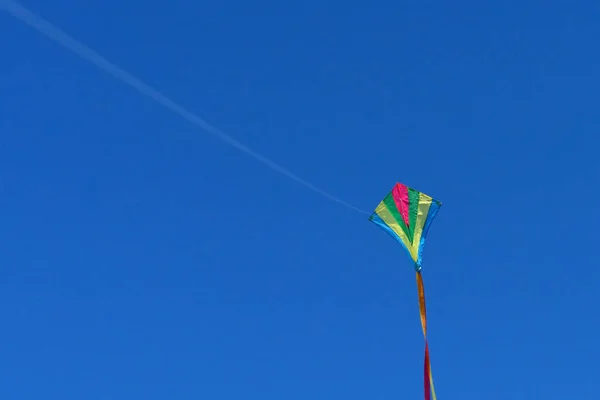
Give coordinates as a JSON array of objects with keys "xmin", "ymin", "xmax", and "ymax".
[{"xmin": 1, "ymin": 0, "xmax": 599, "ymax": 398}]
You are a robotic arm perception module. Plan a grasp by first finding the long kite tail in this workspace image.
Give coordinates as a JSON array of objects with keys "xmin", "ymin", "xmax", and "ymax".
[{"xmin": 416, "ymin": 271, "xmax": 437, "ymax": 400}]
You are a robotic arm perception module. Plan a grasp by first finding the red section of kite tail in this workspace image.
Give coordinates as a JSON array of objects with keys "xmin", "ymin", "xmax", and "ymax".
[
  {"xmin": 416, "ymin": 271, "xmax": 437, "ymax": 400},
  {"xmin": 424, "ymin": 341, "xmax": 431, "ymax": 400}
]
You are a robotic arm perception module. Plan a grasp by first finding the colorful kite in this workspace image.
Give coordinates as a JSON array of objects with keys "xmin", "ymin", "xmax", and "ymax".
[{"xmin": 369, "ymin": 182, "xmax": 442, "ymax": 400}]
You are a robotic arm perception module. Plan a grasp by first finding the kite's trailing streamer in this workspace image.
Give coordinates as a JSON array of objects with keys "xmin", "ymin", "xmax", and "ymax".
[
  {"xmin": 417, "ymin": 271, "xmax": 436, "ymax": 400},
  {"xmin": 369, "ymin": 182, "xmax": 442, "ymax": 400}
]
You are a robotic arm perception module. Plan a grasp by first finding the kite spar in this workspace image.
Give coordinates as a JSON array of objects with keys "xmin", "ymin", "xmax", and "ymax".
[{"xmin": 369, "ymin": 182, "xmax": 442, "ymax": 400}]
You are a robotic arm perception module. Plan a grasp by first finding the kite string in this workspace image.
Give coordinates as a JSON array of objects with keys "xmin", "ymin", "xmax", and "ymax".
[
  {"xmin": 0, "ymin": 0, "xmax": 369, "ymax": 216},
  {"xmin": 416, "ymin": 271, "xmax": 438, "ymax": 400}
]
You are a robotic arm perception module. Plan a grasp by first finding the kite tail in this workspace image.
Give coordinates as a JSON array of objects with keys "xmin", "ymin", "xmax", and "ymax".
[{"xmin": 416, "ymin": 270, "xmax": 437, "ymax": 400}]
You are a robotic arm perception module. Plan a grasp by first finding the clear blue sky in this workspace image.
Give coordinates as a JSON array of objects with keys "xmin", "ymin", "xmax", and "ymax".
[{"xmin": 1, "ymin": 0, "xmax": 598, "ymax": 398}]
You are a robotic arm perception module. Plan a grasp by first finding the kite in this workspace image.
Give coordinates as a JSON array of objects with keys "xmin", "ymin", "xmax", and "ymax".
[{"xmin": 369, "ymin": 182, "xmax": 442, "ymax": 400}]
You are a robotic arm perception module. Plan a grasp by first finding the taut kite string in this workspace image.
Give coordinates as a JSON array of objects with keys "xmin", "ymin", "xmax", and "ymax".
[{"xmin": 0, "ymin": 0, "xmax": 367, "ymax": 216}]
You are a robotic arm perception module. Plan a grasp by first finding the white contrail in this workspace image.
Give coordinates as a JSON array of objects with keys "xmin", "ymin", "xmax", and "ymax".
[{"xmin": 1, "ymin": 0, "xmax": 369, "ymax": 215}]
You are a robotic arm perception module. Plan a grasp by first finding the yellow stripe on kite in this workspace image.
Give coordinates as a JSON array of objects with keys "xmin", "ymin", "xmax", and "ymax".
[{"xmin": 410, "ymin": 193, "xmax": 433, "ymax": 255}]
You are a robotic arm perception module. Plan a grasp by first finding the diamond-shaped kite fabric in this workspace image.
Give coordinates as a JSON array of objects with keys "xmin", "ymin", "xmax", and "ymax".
[{"xmin": 368, "ymin": 182, "xmax": 442, "ymax": 270}]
